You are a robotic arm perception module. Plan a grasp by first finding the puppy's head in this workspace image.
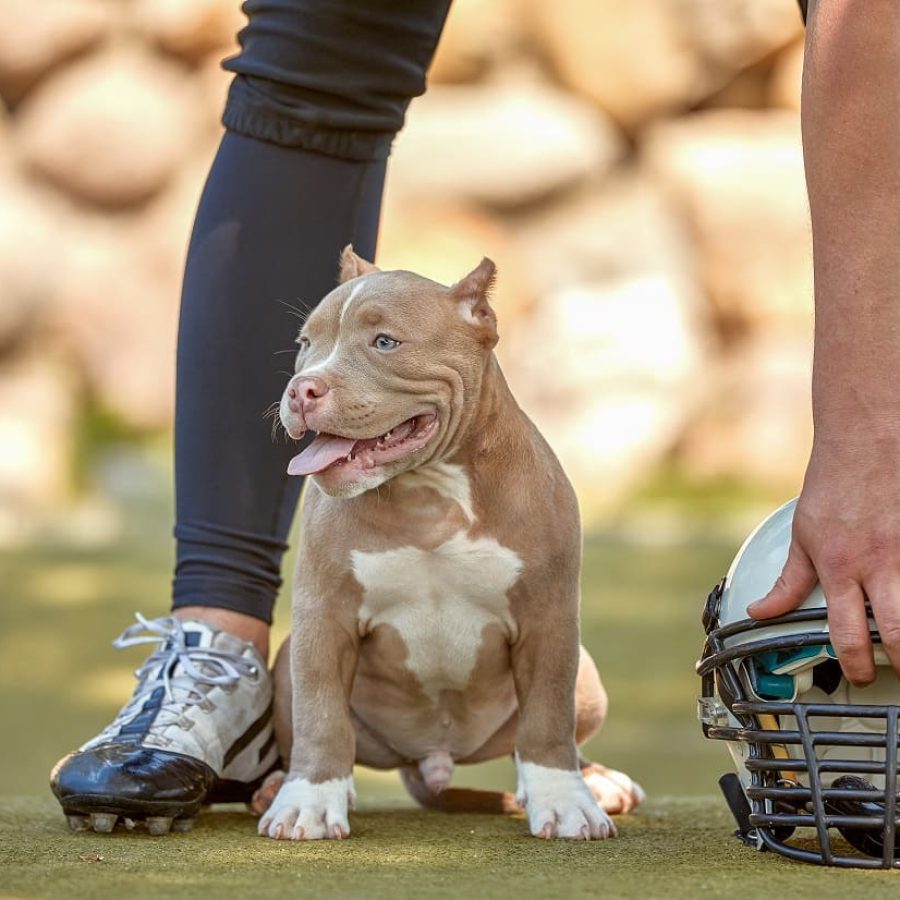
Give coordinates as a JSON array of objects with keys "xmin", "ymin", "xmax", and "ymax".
[{"xmin": 279, "ymin": 246, "xmax": 499, "ymax": 498}]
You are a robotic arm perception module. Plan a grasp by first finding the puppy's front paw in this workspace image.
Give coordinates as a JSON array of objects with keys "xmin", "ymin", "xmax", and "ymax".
[
  {"xmin": 516, "ymin": 759, "xmax": 616, "ymax": 840},
  {"xmin": 257, "ymin": 774, "xmax": 356, "ymax": 841}
]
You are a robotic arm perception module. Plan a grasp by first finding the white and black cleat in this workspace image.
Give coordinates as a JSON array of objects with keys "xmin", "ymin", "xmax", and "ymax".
[{"xmin": 51, "ymin": 614, "xmax": 280, "ymax": 834}]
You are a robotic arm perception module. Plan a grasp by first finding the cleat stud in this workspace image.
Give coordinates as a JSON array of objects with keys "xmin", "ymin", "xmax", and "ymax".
[
  {"xmin": 123, "ymin": 817, "xmax": 136, "ymax": 831},
  {"xmin": 146, "ymin": 816, "xmax": 174, "ymax": 835},
  {"xmin": 89, "ymin": 813, "xmax": 117, "ymax": 833},
  {"xmin": 66, "ymin": 815, "xmax": 90, "ymax": 832},
  {"xmin": 172, "ymin": 817, "xmax": 195, "ymax": 833}
]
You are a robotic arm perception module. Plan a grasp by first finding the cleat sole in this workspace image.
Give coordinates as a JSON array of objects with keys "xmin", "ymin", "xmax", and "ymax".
[
  {"xmin": 67, "ymin": 815, "xmax": 90, "ymax": 832},
  {"xmin": 146, "ymin": 816, "xmax": 174, "ymax": 835},
  {"xmin": 89, "ymin": 813, "xmax": 117, "ymax": 833}
]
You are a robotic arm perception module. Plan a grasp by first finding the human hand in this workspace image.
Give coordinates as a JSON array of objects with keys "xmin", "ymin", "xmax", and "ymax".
[{"xmin": 748, "ymin": 430, "xmax": 900, "ymax": 686}]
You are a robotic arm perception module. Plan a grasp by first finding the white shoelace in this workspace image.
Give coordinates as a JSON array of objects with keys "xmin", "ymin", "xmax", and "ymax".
[{"xmin": 106, "ymin": 613, "xmax": 259, "ymax": 734}]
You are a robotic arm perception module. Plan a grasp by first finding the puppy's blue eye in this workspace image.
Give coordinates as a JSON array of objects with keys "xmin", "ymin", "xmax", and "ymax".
[{"xmin": 373, "ymin": 334, "xmax": 400, "ymax": 351}]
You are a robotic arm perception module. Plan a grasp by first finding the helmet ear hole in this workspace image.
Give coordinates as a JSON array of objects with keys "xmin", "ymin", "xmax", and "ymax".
[{"xmin": 812, "ymin": 658, "xmax": 843, "ymax": 695}]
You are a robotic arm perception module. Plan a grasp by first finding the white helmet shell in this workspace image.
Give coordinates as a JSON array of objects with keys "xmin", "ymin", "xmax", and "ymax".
[{"xmin": 719, "ymin": 498, "xmax": 827, "ymax": 634}]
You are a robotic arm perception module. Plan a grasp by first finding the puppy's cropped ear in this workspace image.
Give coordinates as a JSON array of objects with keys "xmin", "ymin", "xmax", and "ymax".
[
  {"xmin": 451, "ymin": 258, "xmax": 498, "ymax": 349},
  {"xmin": 338, "ymin": 244, "xmax": 380, "ymax": 284}
]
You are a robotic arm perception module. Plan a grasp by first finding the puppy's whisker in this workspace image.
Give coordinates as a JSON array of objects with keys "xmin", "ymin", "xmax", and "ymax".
[{"xmin": 277, "ymin": 299, "xmax": 311, "ymax": 323}]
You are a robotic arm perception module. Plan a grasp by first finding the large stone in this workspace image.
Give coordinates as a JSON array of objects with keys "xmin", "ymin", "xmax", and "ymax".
[
  {"xmin": 769, "ymin": 37, "xmax": 804, "ymax": 111},
  {"xmin": 15, "ymin": 47, "xmax": 203, "ymax": 208},
  {"xmin": 511, "ymin": 173, "xmax": 698, "ymax": 298},
  {"xmin": 376, "ymin": 189, "xmax": 534, "ymax": 326},
  {"xmin": 391, "ymin": 80, "xmax": 623, "ymax": 209},
  {"xmin": 501, "ymin": 174, "xmax": 710, "ymax": 518},
  {"xmin": 0, "ymin": 353, "xmax": 75, "ymax": 517},
  {"xmin": 133, "ymin": 138, "xmax": 218, "ymax": 281},
  {"xmin": 0, "ymin": 103, "xmax": 12, "ymax": 174},
  {"xmin": 694, "ymin": 0, "xmax": 803, "ymax": 69},
  {"xmin": 48, "ymin": 210, "xmax": 182, "ymax": 429},
  {"xmin": 701, "ymin": 57, "xmax": 774, "ymax": 111},
  {"xmin": 505, "ymin": 277, "xmax": 708, "ymax": 521},
  {"xmin": 130, "ymin": 0, "xmax": 244, "ymax": 65},
  {"xmin": 642, "ymin": 109, "xmax": 812, "ymax": 340},
  {"xmin": 198, "ymin": 53, "xmax": 234, "ymax": 127},
  {"xmin": 523, "ymin": 0, "xmax": 802, "ymax": 130},
  {"xmin": 0, "ymin": 172, "xmax": 67, "ymax": 350},
  {"xmin": 0, "ymin": 0, "xmax": 115, "ymax": 104},
  {"xmin": 428, "ymin": 0, "xmax": 520, "ymax": 84},
  {"xmin": 674, "ymin": 332, "xmax": 813, "ymax": 487}
]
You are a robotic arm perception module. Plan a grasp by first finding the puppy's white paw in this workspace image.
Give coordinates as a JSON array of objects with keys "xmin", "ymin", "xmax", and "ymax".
[
  {"xmin": 581, "ymin": 763, "xmax": 645, "ymax": 814},
  {"xmin": 515, "ymin": 757, "xmax": 616, "ymax": 840},
  {"xmin": 257, "ymin": 774, "xmax": 356, "ymax": 841}
]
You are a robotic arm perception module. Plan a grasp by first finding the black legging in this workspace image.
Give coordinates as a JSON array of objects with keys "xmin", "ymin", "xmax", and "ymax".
[{"xmin": 171, "ymin": 1, "xmax": 451, "ymax": 624}]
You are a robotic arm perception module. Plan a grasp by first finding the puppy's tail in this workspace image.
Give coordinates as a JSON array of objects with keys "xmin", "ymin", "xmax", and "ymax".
[{"xmin": 400, "ymin": 765, "xmax": 522, "ymax": 815}]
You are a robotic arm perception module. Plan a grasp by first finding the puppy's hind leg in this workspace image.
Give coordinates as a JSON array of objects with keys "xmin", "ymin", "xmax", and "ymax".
[
  {"xmin": 579, "ymin": 761, "xmax": 646, "ymax": 815},
  {"xmin": 250, "ymin": 771, "xmax": 286, "ymax": 816},
  {"xmin": 575, "ymin": 646, "xmax": 645, "ymax": 814}
]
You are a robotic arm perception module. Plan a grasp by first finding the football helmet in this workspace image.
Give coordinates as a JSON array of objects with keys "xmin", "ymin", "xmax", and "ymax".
[{"xmin": 697, "ymin": 498, "xmax": 900, "ymax": 868}]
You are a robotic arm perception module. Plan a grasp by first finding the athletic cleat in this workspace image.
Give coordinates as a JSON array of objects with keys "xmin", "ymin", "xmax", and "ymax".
[{"xmin": 51, "ymin": 614, "xmax": 280, "ymax": 833}]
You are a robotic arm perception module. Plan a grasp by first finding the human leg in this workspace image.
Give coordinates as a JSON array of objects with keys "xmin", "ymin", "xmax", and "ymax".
[{"xmin": 170, "ymin": 132, "xmax": 388, "ymax": 657}]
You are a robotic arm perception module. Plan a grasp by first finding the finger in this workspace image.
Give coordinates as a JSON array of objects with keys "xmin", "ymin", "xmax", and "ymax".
[
  {"xmin": 865, "ymin": 577, "xmax": 900, "ymax": 678},
  {"xmin": 748, "ymin": 541, "xmax": 818, "ymax": 620},
  {"xmin": 820, "ymin": 579, "xmax": 875, "ymax": 686}
]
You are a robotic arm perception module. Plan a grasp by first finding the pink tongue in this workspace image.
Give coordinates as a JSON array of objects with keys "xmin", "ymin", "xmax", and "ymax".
[{"xmin": 287, "ymin": 434, "xmax": 357, "ymax": 475}]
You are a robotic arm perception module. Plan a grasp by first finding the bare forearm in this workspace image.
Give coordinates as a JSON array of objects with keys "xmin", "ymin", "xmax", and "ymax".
[
  {"xmin": 751, "ymin": 0, "xmax": 900, "ymax": 686},
  {"xmin": 804, "ymin": 0, "xmax": 900, "ymax": 437}
]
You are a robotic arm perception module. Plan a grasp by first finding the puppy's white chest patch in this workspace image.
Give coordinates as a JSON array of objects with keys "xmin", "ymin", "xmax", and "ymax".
[{"xmin": 352, "ymin": 532, "xmax": 522, "ymax": 699}]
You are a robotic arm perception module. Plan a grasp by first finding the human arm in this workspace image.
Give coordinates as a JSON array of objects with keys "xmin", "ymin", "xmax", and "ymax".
[{"xmin": 749, "ymin": 0, "xmax": 900, "ymax": 685}]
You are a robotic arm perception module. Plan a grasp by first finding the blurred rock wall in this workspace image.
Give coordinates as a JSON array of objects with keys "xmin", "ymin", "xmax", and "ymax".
[{"xmin": 0, "ymin": 0, "xmax": 813, "ymax": 523}]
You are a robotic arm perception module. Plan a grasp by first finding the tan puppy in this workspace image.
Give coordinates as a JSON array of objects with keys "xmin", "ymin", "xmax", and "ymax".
[{"xmin": 256, "ymin": 248, "xmax": 644, "ymax": 841}]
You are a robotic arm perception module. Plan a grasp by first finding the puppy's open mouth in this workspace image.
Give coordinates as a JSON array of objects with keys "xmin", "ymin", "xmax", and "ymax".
[{"xmin": 287, "ymin": 413, "xmax": 439, "ymax": 477}]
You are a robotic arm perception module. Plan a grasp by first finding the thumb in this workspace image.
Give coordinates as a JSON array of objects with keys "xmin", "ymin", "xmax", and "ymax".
[{"xmin": 748, "ymin": 541, "xmax": 818, "ymax": 620}]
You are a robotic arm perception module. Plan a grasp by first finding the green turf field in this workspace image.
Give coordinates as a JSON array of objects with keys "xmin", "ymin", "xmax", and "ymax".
[
  {"xmin": 3, "ymin": 455, "xmax": 896, "ymax": 896},
  {"xmin": 4, "ymin": 797, "xmax": 899, "ymax": 899}
]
